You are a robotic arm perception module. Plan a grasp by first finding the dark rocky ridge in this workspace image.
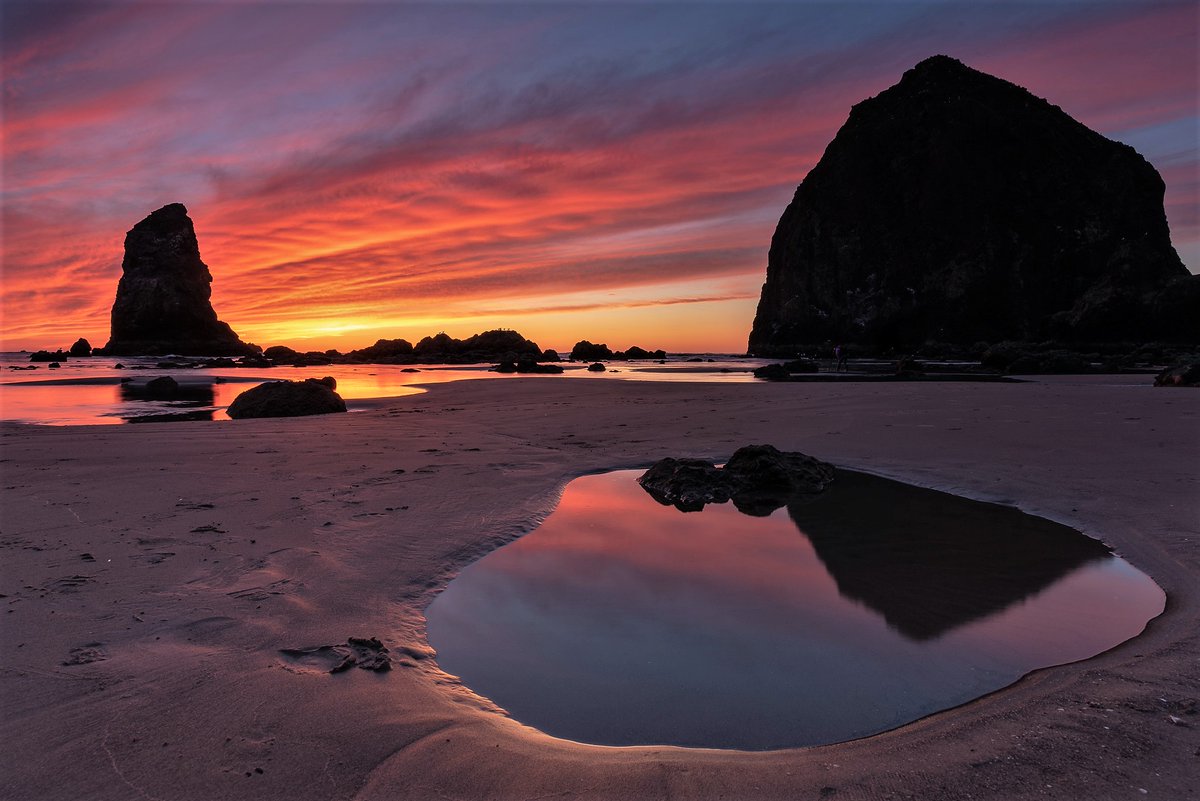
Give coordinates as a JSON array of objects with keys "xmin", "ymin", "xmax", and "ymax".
[
  {"xmin": 105, "ymin": 204, "xmax": 256, "ymax": 356},
  {"xmin": 749, "ymin": 55, "xmax": 1197, "ymax": 356}
]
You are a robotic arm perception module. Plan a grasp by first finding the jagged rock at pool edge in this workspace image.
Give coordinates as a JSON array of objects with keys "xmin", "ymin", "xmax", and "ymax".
[
  {"xmin": 748, "ymin": 55, "xmax": 1197, "ymax": 356},
  {"xmin": 227, "ymin": 378, "xmax": 346, "ymax": 419},
  {"xmin": 638, "ymin": 445, "xmax": 836, "ymax": 515},
  {"xmin": 105, "ymin": 203, "xmax": 257, "ymax": 356}
]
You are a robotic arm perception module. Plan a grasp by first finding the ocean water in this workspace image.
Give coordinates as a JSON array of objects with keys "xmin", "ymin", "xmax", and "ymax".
[{"xmin": 0, "ymin": 352, "xmax": 769, "ymax": 425}]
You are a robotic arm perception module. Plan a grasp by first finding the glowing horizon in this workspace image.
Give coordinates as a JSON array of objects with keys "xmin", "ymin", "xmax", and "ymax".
[{"xmin": 2, "ymin": 1, "xmax": 1196, "ymax": 354}]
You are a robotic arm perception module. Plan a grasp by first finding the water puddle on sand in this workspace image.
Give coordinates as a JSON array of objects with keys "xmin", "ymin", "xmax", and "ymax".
[{"xmin": 425, "ymin": 469, "xmax": 1164, "ymax": 750}]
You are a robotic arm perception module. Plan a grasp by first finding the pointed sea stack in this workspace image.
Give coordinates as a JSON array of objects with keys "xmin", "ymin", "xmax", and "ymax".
[
  {"xmin": 104, "ymin": 203, "xmax": 255, "ymax": 356},
  {"xmin": 748, "ymin": 55, "xmax": 1198, "ymax": 355}
]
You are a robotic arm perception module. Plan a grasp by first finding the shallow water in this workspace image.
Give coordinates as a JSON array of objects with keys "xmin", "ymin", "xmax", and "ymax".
[
  {"xmin": 0, "ymin": 353, "xmax": 767, "ymax": 425},
  {"xmin": 425, "ymin": 469, "xmax": 1164, "ymax": 750}
]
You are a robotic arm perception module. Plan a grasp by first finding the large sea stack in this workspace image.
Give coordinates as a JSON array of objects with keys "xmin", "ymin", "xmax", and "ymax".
[
  {"xmin": 748, "ymin": 55, "xmax": 1198, "ymax": 355},
  {"xmin": 104, "ymin": 203, "xmax": 255, "ymax": 356}
]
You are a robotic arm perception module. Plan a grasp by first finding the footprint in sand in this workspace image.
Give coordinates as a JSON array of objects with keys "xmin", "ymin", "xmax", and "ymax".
[
  {"xmin": 62, "ymin": 642, "xmax": 107, "ymax": 665},
  {"xmin": 279, "ymin": 637, "xmax": 393, "ymax": 674}
]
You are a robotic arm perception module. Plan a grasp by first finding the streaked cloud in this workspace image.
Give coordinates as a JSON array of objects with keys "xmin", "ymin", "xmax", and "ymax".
[{"xmin": 2, "ymin": 0, "xmax": 1194, "ymax": 352}]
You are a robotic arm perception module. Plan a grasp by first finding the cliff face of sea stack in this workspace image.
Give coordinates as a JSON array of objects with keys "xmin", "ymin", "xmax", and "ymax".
[
  {"xmin": 104, "ymin": 203, "xmax": 255, "ymax": 356},
  {"xmin": 748, "ymin": 55, "xmax": 1197, "ymax": 356}
]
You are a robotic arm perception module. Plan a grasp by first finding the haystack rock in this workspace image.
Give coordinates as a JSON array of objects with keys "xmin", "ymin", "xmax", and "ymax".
[
  {"xmin": 104, "ymin": 204, "xmax": 256, "ymax": 356},
  {"xmin": 748, "ymin": 55, "xmax": 1198, "ymax": 355}
]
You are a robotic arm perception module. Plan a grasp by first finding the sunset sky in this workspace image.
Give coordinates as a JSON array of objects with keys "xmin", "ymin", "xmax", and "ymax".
[{"xmin": 2, "ymin": 1, "xmax": 1196, "ymax": 354}]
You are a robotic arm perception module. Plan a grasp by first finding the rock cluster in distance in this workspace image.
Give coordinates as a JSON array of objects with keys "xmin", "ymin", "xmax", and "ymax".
[
  {"xmin": 748, "ymin": 55, "xmax": 1198, "ymax": 355},
  {"xmin": 104, "ymin": 203, "xmax": 256, "ymax": 356}
]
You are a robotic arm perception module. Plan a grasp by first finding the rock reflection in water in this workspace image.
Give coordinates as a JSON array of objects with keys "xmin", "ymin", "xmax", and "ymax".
[
  {"xmin": 788, "ymin": 471, "xmax": 1112, "ymax": 640},
  {"xmin": 118, "ymin": 380, "xmax": 216, "ymax": 423},
  {"xmin": 425, "ymin": 470, "xmax": 1163, "ymax": 750}
]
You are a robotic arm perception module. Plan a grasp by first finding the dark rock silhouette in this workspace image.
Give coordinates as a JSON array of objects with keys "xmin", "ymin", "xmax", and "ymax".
[
  {"xmin": 587, "ymin": 362, "xmax": 606, "ymax": 372},
  {"xmin": 787, "ymin": 470, "xmax": 1111, "ymax": 640},
  {"xmin": 227, "ymin": 378, "xmax": 346, "ymax": 419},
  {"xmin": 105, "ymin": 204, "xmax": 256, "ymax": 356},
  {"xmin": 754, "ymin": 359, "xmax": 819, "ymax": 380},
  {"xmin": 69, "ymin": 338, "xmax": 92, "ymax": 356},
  {"xmin": 346, "ymin": 338, "xmax": 414, "ymax": 362},
  {"xmin": 749, "ymin": 55, "xmax": 1197, "ymax": 356},
  {"xmin": 1155, "ymin": 361, "xmax": 1200, "ymax": 387},
  {"xmin": 571, "ymin": 341, "xmax": 667, "ymax": 361},
  {"xmin": 263, "ymin": 345, "xmax": 333, "ymax": 366},
  {"xmin": 494, "ymin": 356, "xmax": 564, "ymax": 374},
  {"xmin": 144, "ymin": 376, "xmax": 179, "ymax": 399},
  {"xmin": 639, "ymin": 445, "xmax": 835, "ymax": 514},
  {"xmin": 571, "ymin": 341, "xmax": 613, "ymax": 361},
  {"xmin": 30, "ymin": 350, "xmax": 68, "ymax": 362}
]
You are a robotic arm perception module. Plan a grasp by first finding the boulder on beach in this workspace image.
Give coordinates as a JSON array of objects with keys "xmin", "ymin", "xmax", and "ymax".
[
  {"xmin": 1154, "ymin": 362, "xmax": 1200, "ymax": 387},
  {"xmin": 587, "ymin": 362, "xmax": 606, "ymax": 372},
  {"xmin": 227, "ymin": 378, "xmax": 346, "ymax": 419},
  {"xmin": 748, "ymin": 55, "xmax": 1197, "ymax": 355},
  {"xmin": 69, "ymin": 338, "xmax": 92, "ymax": 357},
  {"xmin": 638, "ymin": 445, "xmax": 835, "ymax": 515},
  {"xmin": 104, "ymin": 203, "xmax": 257, "ymax": 357}
]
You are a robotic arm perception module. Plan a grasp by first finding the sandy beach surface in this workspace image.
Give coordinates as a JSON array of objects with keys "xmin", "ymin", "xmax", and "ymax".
[{"xmin": 2, "ymin": 376, "xmax": 1197, "ymax": 800}]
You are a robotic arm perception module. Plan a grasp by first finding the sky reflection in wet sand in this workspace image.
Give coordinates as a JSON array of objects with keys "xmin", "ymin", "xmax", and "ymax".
[{"xmin": 426, "ymin": 469, "xmax": 1164, "ymax": 750}]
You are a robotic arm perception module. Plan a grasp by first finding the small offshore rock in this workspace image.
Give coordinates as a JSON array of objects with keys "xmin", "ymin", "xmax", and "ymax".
[
  {"xmin": 587, "ymin": 362, "xmax": 606, "ymax": 372},
  {"xmin": 69, "ymin": 338, "xmax": 92, "ymax": 356}
]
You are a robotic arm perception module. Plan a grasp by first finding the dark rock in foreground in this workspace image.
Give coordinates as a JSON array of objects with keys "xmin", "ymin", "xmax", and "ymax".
[
  {"xmin": 749, "ymin": 55, "xmax": 1196, "ymax": 356},
  {"xmin": 105, "ymin": 204, "xmax": 257, "ymax": 356},
  {"xmin": 1155, "ymin": 362, "xmax": 1200, "ymax": 387},
  {"xmin": 587, "ymin": 362, "xmax": 606, "ymax": 372},
  {"xmin": 227, "ymin": 378, "xmax": 346, "ymax": 419},
  {"xmin": 639, "ymin": 445, "xmax": 835, "ymax": 515}
]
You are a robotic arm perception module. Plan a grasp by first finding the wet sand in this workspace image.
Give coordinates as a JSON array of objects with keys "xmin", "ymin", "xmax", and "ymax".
[{"xmin": 1, "ymin": 377, "xmax": 1197, "ymax": 800}]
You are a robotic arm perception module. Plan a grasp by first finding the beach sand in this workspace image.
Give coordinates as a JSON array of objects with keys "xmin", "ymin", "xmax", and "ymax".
[{"xmin": 2, "ymin": 377, "xmax": 1197, "ymax": 800}]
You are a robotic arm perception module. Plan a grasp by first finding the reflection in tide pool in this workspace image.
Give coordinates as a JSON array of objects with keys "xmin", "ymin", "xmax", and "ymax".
[{"xmin": 426, "ymin": 469, "xmax": 1164, "ymax": 750}]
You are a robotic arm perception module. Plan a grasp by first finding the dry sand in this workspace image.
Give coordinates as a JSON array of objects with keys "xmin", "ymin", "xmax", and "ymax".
[{"xmin": 1, "ymin": 376, "xmax": 1197, "ymax": 800}]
